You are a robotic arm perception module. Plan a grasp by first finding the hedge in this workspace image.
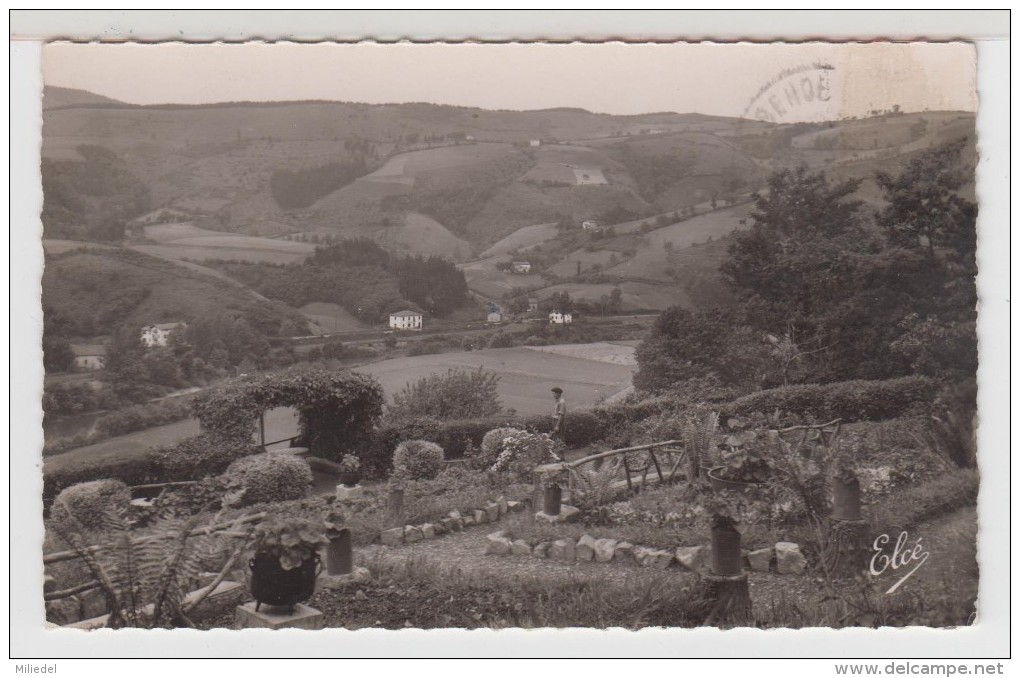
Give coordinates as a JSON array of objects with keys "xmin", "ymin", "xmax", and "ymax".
[
  {"xmin": 720, "ymin": 376, "xmax": 937, "ymax": 424},
  {"xmin": 359, "ymin": 397, "xmax": 682, "ymax": 478},
  {"xmin": 43, "ymin": 434, "xmax": 260, "ymax": 501},
  {"xmin": 869, "ymin": 469, "xmax": 979, "ymax": 536},
  {"xmin": 44, "ymin": 449, "xmax": 166, "ymax": 501}
]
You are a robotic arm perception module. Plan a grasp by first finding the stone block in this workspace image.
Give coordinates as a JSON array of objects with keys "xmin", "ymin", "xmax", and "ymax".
[
  {"xmin": 380, "ymin": 527, "xmax": 404, "ymax": 546},
  {"xmin": 533, "ymin": 542, "xmax": 551, "ymax": 558},
  {"xmin": 420, "ymin": 523, "xmax": 436, "ymax": 539},
  {"xmin": 675, "ymin": 545, "xmax": 710, "ymax": 574},
  {"xmin": 576, "ymin": 534, "xmax": 598, "ymax": 562},
  {"xmin": 448, "ymin": 510, "xmax": 462, "ymax": 520},
  {"xmin": 534, "ymin": 505, "xmax": 580, "ymax": 524},
  {"xmin": 463, "ymin": 514, "xmax": 476, "ymax": 527},
  {"xmin": 473, "ymin": 509, "xmax": 488, "ymax": 525},
  {"xmin": 318, "ymin": 565, "xmax": 372, "ymax": 590},
  {"xmin": 403, "ymin": 525, "xmax": 424, "ymax": 543},
  {"xmin": 613, "ymin": 541, "xmax": 635, "ymax": 563},
  {"xmin": 506, "ymin": 500, "xmax": 524, "ymax": 513},
  {"xmin": 775, "ymin": 542, "xmax": 806, "ymax": 575},
  {"xmin": 510, "ymin": 539, "xmax": 533, "ymax": 556},
  {"xmin": 335, "ymin": 484, "xmax": 366, "ymax": 502},
  {"xmin": 497, "ymin": 496, "xmax": 509, "ymax": 517},
  {"xmin": 636, "ymin": 547, "xmax": 674, "ymax": 569},
  {"xmin": 432, "ymin": 521, "xmax": 448, "ymax": 536},
  {"xmin": 549, "ymin": 538, "xmax": 577, "ymax": 563},
  {"xmin": 747, "ymin": 547, "xmax": 773, "ymax": 573},
  {"xmin": 594, "ymin": 538, "xmax": 618, "ymax": 563},
  {"xmin": 235, "ymin": 602, "xmax": 324, "ymax": 630},
  {"xmin": 485, "ymin": 531, "xmax": 512, "ymax": 555},
  {"xmin": 485, "ymin": 502, "xmax": 501, "ymax": 523}
]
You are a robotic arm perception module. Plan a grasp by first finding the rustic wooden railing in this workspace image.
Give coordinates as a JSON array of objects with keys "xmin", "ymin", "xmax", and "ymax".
[
  {"xmin": 533, "ymin": 440, "xmax": 688, "ymax": 505},
  {"xmin": 567, "ymin": 440, "xmax": 687, "ymax": 494}
]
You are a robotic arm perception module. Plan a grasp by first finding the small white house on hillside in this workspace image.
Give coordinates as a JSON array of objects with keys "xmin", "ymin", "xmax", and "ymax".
[
  {"xmin": 581, "ymin": 220, "xmax": 599, "ymax": 231},
  {"xmin": 389, "ymin": 310, "xmax": 423, "ymax": 330},
  {"xmin": 72, "ymin": 344, "xmax": 106, "ymax": 371},
  {"xmin": 141, "ymin": 322, "xmax": 187, "ymax": 348},
  {"xmin": 512, "ymin": 261, "xmax": 532, "ymax": 274},
  {"xmin": 529, "ymin": 139, "xmax": 541, "ymax": 147},
  {"xmin": 549, "ymin": 311, "xmax": 573, "ymax": 325},
  {"xmin": 487, "ymin": 311, "xmax": 502, "ymax": 323}
]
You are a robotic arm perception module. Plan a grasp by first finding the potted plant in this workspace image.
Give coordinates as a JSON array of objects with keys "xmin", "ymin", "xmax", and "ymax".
[
  {"xmin": 707, "ymin": 426, "xmax": 777, "ymax": 493},
  {"xmin": 704, "ymin": 493, "xmax": 745, "ymax": 577},
  {"xmin": 248, "ymin": 517, "xmax": 328, "ymax": 613},
  {"xmin": 537, "ymin": 464, "xmax": 569, "ymax": 516},
  {"xmin": 336, "ymin": 454, "xmax": 362, "ymax": 488},
  {"xmin": 830, "ymin": 465, "xmax": 862, "ymax": 522}
]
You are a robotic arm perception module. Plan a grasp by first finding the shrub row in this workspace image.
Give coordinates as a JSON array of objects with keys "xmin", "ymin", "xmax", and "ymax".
[
  {"xmin": 43, "ymin": 434, "xmax": 261, "ymax": 500},
  {"xmin": 721, "ymin": 376, "xmax": 937, "ymax": 424},
  {"xmin": 360, "ymin": 396, "xmax": 682, "ymax": 478},
  {"xmin": 869, "ymin": 468, "xmax": 979, "ymax": 535}
]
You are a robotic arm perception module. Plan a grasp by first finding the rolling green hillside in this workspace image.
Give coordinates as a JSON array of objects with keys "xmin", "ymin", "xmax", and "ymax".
[
  {"xmin": 42, "ymin": 246, "xmax": 308, "ymax": 339},
  {"xmin": 41, "ymin": 90, "xmax": 975, "ymax": 319}
]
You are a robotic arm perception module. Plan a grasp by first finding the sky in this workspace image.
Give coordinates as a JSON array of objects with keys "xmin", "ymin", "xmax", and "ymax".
[{"xmin": 43, "ymin": 41, "xmax": 977, "ymax": 120}]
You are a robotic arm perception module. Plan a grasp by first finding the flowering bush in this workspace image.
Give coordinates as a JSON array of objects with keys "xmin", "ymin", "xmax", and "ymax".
[
  {"xmin": 221, "ymin": 454, "xmax": 312, "ymax": 506},
  {"xmin": 392, "ymin": 440, "xmax": 445, "ymax": 480},
  {"xmin": 477, "ymin": 427, "xmax": 523, "ymax": 467},
  {"xmin": 491, "ymin": 430, "xmax": 561, "ymax": 479},
  {"xmin": 51, "ymin": 479, "xmax": 131, "ymax": 530}
]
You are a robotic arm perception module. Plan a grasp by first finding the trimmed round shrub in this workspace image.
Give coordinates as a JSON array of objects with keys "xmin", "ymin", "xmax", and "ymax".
[
  {"xmin": 221, "ymin": 454, "xmax": 313, "ymax": 506},
  {"xmin": 51, "ymin": 479, "xmax": 131, "ymax": 530},
  {"xmin": 477, "ymin": 427, "xmax": 524, "ymax": 468},
  {"xmin": 392, "ymin": 440, "xmax": 445, "ymax": 480}
]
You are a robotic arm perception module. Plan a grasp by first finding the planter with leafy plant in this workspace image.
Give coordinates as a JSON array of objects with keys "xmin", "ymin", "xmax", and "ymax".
[
  {"xmin": 707, "ymin": 427, "xmax": 778, "ymax": 493},
  {"xmin": 336, "ymin": 454, "xmax": 362, "ymax": 488},
  {"xmin": 248, "ymin": 517, "xmax": 328, "ymax": 613}
]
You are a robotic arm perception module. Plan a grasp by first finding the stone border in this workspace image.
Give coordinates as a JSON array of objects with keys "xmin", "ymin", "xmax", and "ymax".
[
  {"xmin": 484, "ymin": 532, "xmax": 808, "ymax": 576},
  {"xmin": 378, "ymin": 496, "xmax": 527, "ymax": 546}
]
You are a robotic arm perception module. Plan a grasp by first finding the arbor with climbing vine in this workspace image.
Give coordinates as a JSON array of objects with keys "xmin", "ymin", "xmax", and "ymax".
[{"xmin": 191, "ymin": 367, "xmax": 385, "ymax": 462}]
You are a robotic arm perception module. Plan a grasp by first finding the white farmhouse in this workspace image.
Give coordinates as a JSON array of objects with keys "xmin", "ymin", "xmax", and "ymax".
[
  {"xmin": 389, "ymin": 310, "xmax": 423, "ymax": 330},
  {"xmin": 71, "ymin": 344, "xmax": 106, "ymax": 371},
  {"xmin": 529, "ymin": 139, "xmax": 541, "ymax": 147},
  {"xmin": 487, "ymin": 311, "xmax": 502, "ymax": 323},
  {"xmin": 140, "ymin": 322, "xmax": 187, "ymax": 348},
  {"xmin": 581, "ymin": 220, "xmax": 599, "ymax": 231},
  {"xmin": 548, "ymin": 311, "xmax": 573, "ymax": 325},
  {"xmin": 512, "ymin": 261, "xmax": 532, "ymax": 274}
]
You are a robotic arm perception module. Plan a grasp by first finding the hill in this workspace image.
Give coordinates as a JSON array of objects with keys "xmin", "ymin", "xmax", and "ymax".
[
  {"xmin": 41, "ymin": 245, "xmax": 308, "ymax": 339},
  {"xmin": 43, "ymin": 86, "xmax": 126, "ymax": 109},
  {"xmin": 40, "ymin": 92, "xmax": 975, "ymax": 314}
]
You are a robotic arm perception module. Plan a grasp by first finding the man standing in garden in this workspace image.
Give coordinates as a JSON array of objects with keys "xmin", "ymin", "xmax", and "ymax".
[{"xmin": 551, "ymin": 387, "xmax": 567, "ymax": 442}]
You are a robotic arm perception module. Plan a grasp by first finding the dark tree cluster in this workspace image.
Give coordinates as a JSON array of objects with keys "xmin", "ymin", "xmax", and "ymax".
[
  {"xmin": 269, "ymin": 158, "xmax": 368, "ymax": 210},
  {"xmin": 218, "ymin": 237, "xmax": 469, "ymax": 321},
  {"xmin": 635, "ymin": 139, "xmax": 977, "ymax": 393},
  {"xmin": 42, "ymin": 145, "xmax": 151, "ymax": 241}
]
